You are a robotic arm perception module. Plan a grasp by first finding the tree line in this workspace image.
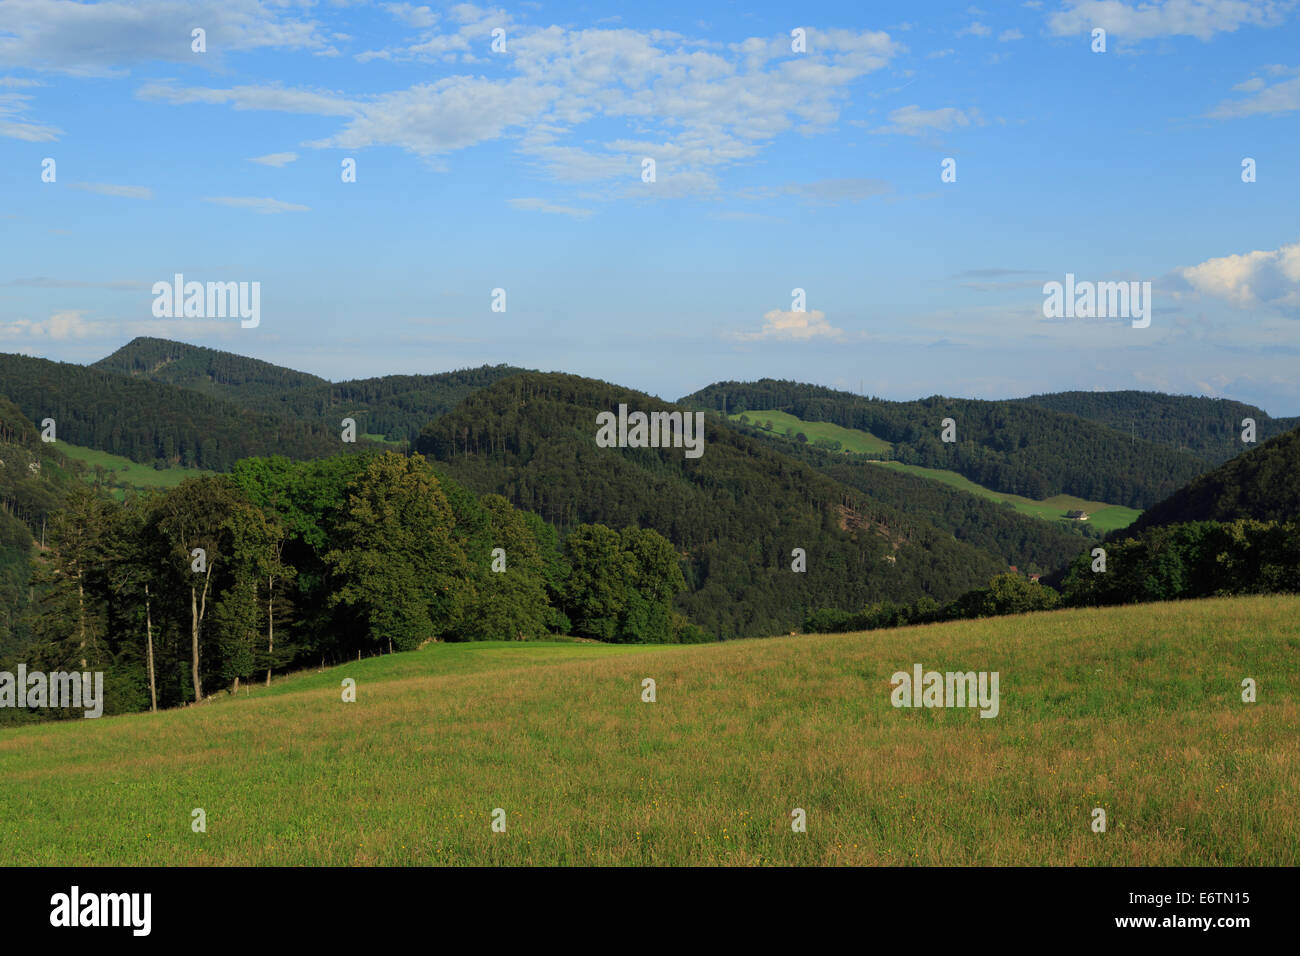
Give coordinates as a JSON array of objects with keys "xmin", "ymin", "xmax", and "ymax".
[
  {"xmin": 805, "ymin": 516, "xmax": 1300, "ymax": 633},
  {"xmin": 1, "ymin": 451, "xmax": 690, "ymax": 724}
]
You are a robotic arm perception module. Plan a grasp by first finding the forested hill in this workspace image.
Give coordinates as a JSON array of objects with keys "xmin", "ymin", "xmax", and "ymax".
[
  {"xmin": 1124, "ymin": 424, "xmax": 1300, "ymax": 534},
  {"xmin": 1010, "ymin": 390, "xmax": 1300, "ymax": 465},
  {"xmin": 681, "ymin": 380, "xmax": 1208, "ymax": 510},
  {"xmin": 0, "ymin": 352, "xmax": 352, "ymax": 471},
  {"xmin": 93, "ymin": 336, "xmax": 329, "ymax": 400},
  {"xmin": 93, "ymin": 338, "xmax": 528, "ymax": 443},
  {"xmin": 415, "ymin": 372, "xmax": 1006, "ymax": 639}
]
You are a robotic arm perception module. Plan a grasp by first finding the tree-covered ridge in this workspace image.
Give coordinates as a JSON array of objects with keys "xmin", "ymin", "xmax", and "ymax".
[
  {"xmin": 1124, "ymin": 424, "xmax": 1300, "ymax": 534},
  {"xmin": 0, "ymin": 352, "xmax": 364, "ymax": 471},
  {"xmin": 92, "ymin": 337, "xmax": 529, "ymax": 444},
  {"xmin": 726, "ymin": 419, "xmax": 1094, "ymax": 573},
  {"xmin": 416, "ymin": 372, "xmax": 1006, "ymax": 639},
  {"xmin": 1010, "ymin": 390, "xmax": 1300, "ymax": 464},
  {"xmin": 92, "ymin": 336, "xmax": 329, "ymax": 401},
  {"xmin": 680, "ymin": 379, "xmax": 1209, "ymax": 509}
]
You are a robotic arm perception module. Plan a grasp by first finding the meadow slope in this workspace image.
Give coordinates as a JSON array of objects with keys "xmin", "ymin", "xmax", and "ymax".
[{"xmin": 2, "ymin": 598, "xmax": 1297, "ymax": 866}]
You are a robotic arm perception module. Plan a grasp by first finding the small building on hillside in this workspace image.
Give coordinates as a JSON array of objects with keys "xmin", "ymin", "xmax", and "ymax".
[{"xmin": 1065, "ymin": 510, "xmax": 1090, "ymax": 521}]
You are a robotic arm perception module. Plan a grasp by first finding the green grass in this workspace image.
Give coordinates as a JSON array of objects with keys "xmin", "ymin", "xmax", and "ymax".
[
  {"xmin": 57, "ymin": 443, "xmax": 213, "ymax": 496},
  {"xmin": 729, "ymin": 409, "xmax": 893, "ymax": 455},
  {"xmin": 869, "ymin": 461, "xmax": 1142, "ymax": 533},
  {"xmin": 2, "ymin": 596, "xmax": 1296, "ymax": 866}
]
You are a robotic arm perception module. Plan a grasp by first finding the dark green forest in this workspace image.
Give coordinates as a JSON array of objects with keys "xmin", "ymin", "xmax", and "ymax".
[
  {"xmin": 1125, "ymin": 425, "xmax": 1300, "ymax": 533},
  {"xmin": 94, "ymin": 337, "xmax": 527, "ymax": 444},
  {"xmin": 415, "ymin": 372, "xmax": 1009, "ymax": 639},
  {"xmin": 682, "ymin": 379, "xmax": 1210, "ymax": 508},
  {"xmin": 1011, "ymin": 390, "xmax": 1300, "ymax": 464},
  {"xmin": 0, "ymin": 353, "xmax": 355, "ymax": 470}
]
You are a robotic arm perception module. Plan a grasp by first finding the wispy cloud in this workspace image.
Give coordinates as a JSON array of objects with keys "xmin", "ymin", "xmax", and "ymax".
[
  {"xmin": 249, "ymin": 151, "xmax": 299, "ymax": 167},
  {"xmin": 202, "ymin": 196, "xmax": 310, "ymax": 213},
  {"xmin": 872, "ymin": 105, "xmax": 982, "ymax": 136},
  {"xmin": 1206, "ymin": 66, "xmax": 1300, "ymax": 118},
  {"xmin": 69, "ymin": 182, "xmax": 153, "ymax": 199},
  {"xmin": 1045, "ymin": 0, "xmax": 1296, "ymax": 42},
  {"xmin": 507, "ymin": 197, "xmax": 592, "ymax": 218}
]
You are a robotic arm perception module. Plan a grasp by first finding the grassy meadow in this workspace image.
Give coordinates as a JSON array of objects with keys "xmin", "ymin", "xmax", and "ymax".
[
  {"xmin": 57, "ymin": 443, "xmax": 212, "ymax": 499},
  {"xmin": 1, "ymin": 597, "xmax": 1296, "ymax": 866},
  {"xmin": 869, "ymin": 460, "xmax": 1142, "ymax": 533},
  {"xmin": 729, "ymin": 409, "xmax": 893, "ymax": 455}
]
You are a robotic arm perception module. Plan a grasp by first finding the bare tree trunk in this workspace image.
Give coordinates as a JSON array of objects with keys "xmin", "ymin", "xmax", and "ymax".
[
  {"xmin": 76, "ymin": 568, "xmax": 87, "ymax": 670},
  {"xmin": 145, "ymin": 583, "xmax": 157, "ymax": 712},
  {"xmin": 190, "ymin": 560, "xmax": 213, "ymax": 701},
  {"xmin": 265, "ymin": 574, "xmax": 274, "ymax": 687}
]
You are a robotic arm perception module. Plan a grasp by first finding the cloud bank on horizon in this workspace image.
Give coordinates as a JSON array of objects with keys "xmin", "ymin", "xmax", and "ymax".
[{"xmin": 1, "ymin": 0, "xmax": 1298, "ymax": 413}]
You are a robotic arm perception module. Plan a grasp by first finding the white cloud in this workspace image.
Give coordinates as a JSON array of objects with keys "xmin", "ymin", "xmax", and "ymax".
[
  {"xmin": 202, "ymin": 196, "xmax": 310, "ymax": 213},
  {"xmin": 508, "ymin": 197, "xmax": 592, "ymax": 218},
  {"xmin": 0, "ymin": 310, "xmax": 98, "ymax": 340},
  {"xmin": 927, "ymin": 48, "xmax": 956, "ymax": 58},
  {"xmin": 999, "ymin": 28, "xmax": 1025, "ymax": 41},
  {"xmin": 382, "ymin": 3, "xmax": 438, "ymax": 29},
  {"xmin": 738, "ymin": 310, "xmax": 843, "ymax": 341},
  {"xmin": 1177, "ymin": 241, "xmax": 1300, "ymax": 315},
  {"xmin": 69, "ymin": 182, "xmax": 153, "ymax": 199},
  {"xmin": 958, "ymin": 21, "xmax": 993, "ymax": 37},
  {"xmin": 249, "ymin": 151, "xmax": 299, "ymax": 167},
  {"xmin": 1045, "ymin": 0, "xmax": 1296, "ymax": 43}
]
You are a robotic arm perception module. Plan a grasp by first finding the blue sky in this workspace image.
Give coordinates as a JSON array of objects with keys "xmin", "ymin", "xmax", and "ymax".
[{"xmin": 2, "ymin": 0, "xmax": 1299, "ymax": 413}]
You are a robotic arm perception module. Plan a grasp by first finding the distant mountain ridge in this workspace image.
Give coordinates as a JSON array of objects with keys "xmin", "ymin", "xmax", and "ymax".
[
  {"xmin": 1009, "ymin": 390, "xmax": 1300, "ymax": 465},
  {"xmin": 94, "ymin": 337, "xmax": 528, "ymax": 443}
]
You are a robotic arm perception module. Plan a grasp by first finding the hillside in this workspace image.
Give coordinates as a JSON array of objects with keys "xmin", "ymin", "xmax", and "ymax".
[
  {"xmin": 94, "ymin": 337, "xmax": 528, "ymax": 443},
  {"xmin": 1125, "ymin": 424, "xmax": 1300, "ymax": 534},
  {"xmin": 721, "ymin": 417, "xmax": 1097, "ymax": 572},
  {"xmin": 0, "ymin": 397, "xmax": 80, "ymax": 655},
  {"xmin": 1012, "ymin": 390, "xmax": 1300, "ymax": 465},
  {"xmin": 2, "ymin": 596, "xmax": 1295, "ymax": 865},
  {"xmin": 415, "ymin": 372, "xmax": 1008, "ymax": 638},
  {"xmin": 0, "ymin": 352, "xmax": 357, "ymax": 471},
  {"xmin": 682, "ymin": 380, "xmax": 1210, "ymax": 509}
]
